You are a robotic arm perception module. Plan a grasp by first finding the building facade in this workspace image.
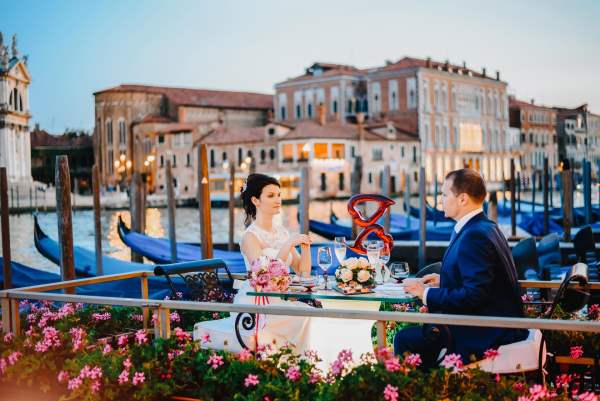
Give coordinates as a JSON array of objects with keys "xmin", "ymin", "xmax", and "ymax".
[
  {"xmin": 0, "ymin": 33, "xmax": 32, "ymax": 185},
  {"xmin": 508, "ymin": 97, "xmax": 558, "ymax": 183},
  {"xmin": 30, "ymin": 127, "xmax": 94, "ymax": 193},
  {"xmin": 197, "ymin": 108, "xmax": 420, "ymax": 200},
  {"xmin": 274, "ymin": 57, "xmax": 512, "ymax": 184},
  {"xmin": 93, "ymin": 84, "xmax": 273, "ymax": 193},
  {"xmin": 555, "ymin": 104, "xmax": 600, "ymax": 176}
]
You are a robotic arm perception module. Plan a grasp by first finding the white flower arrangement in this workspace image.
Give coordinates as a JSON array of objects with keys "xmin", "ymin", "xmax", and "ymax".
[{"xmin": 334, "ymin": 257, "xmax": 375, "ymax": 293}]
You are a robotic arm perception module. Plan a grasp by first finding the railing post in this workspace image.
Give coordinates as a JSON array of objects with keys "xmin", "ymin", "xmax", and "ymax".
[
  {"xmin": 1, "ymin": 297, "xmax": 11, "ymax": 334},
  {"xmin": 197, "ymin": 144, "xmax": 213, "ymax": 259},
  {"xmin": 92, "ymin": 165, "xmax": 103, "ymax": 275},
  {"xmin": 376, "ymin": 321, "xmax": 387, "ymax": 348},
  {"xmin": 154, "ymin": 307, "xmax": 171, "ymax": 339},
  {"xmin": 140, "ymin": 275, "xmax": 149, "ymax": 330},
  {"xmin": 10, "ymin": 298, "xmax": 20, "ymax": 335},
  {"xmin": 166, "ymin": 160, "xmax": 177, "ymax": 262},
  {"xmin": 1, "ymin": 168, "xmax": 12, "ymax": 289},
  {"xmin": 56, "ymin": 155, "xmax": 75, "ymax": 292}
]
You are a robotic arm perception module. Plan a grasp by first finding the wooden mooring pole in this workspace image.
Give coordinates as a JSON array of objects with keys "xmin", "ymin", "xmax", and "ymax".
[
  {"xmin": 92, "ymin": 165, "xmax": 103, "ymax": 275},
  {"xmin": 562, "ymin": 169, "xmax": 573, "ymax": 241},
  {"xmin": 130, "ymin": 172, "xmax": 145, "ymax": 263},
  {"xmin": 197, "ymin": 144, "xmax": 213, "ymax": 259},
  {"xmin": 300, "ymin": 166, "xmax": 310, "ymax": 235},
  {"xmin": 228, "ymin": 162, "xmax": 235, "ymax": 251},
  {"xmin": 1, "ymin": 168, "xmax": 12, "ymax": 289},
  {"xmin": 383, "ymin": 165, "xmax": 391, "ymax": 233},
  {"xmin": 55, "ymin": 156, "xmax": 75, "ymax": 293},
  {"xmin": 404, "ymin": 171, "xmax": 410, "ymax": 229},
  {"xmin": 418, "ymin": 166, "xmax": 426, "ymax": 270},
  {"xmin": 543, "ymin": 158, "xmax": 549, "ymax": 236},
  {"xmin": 510, "ymin": 159, "xmax": 516, "ymax": 238},
  {"xmin": 166, "ymin": 160, "xmax": 177, "ymax": 262}
]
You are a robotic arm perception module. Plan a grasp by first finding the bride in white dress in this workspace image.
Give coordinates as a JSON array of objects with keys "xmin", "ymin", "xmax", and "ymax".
[
  {"xmin": 194, "ymin": 173, "xmax": 314, "ymax": 353},
  {"xmin": 235, "ymin": 173, "xmax": 314, "ymax": 350}
]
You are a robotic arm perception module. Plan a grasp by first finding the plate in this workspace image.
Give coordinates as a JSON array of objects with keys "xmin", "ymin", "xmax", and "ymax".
[{"xmin": 333, "ymin": 284, "xmax": 375, "ymax": 295}]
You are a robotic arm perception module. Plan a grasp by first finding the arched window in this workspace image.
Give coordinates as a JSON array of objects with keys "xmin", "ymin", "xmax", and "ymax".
[
  {"xmin": 9, "ymin": 91, "xmax": 13, "ymax": 108},
  {"xmin": 260, "ymin": 149, "xmax": 266, "ymax": 163},
  {"xmin": 12, "ymin": 88, "xmax": 18, "ymax": 110},
  {"xmin": 106, "ymin": 120, "xmax": 113, "ymax": 145},
  {"xmin": 238, "ymin": 148, "xmax": 242, "ymax": 166},
  {"xmin": 269, "ymin": 148, "xmax": 275, "ymax": 160},
  {"xmin": 210, "ymin": 149, "xmax": 215, "ymax": 168},
  {"xmin": 118, "ymin": 120, "xmax": 126, "ymax": 146},
  {"xmin": 19, "ymin": 94, "xmax": 23, "ymax": 112},
  {"xmin": 222, "ymin": 152, "xmax": 227, "ymax": 161}
]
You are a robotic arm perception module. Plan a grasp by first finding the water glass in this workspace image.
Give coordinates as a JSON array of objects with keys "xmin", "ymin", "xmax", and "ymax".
[
  {"xmin": 390, "ymin": 262, "xmax": 410, "ymax": 282},
  {"xmin": 333, "ymin": 237, "xmax": 346, "ymax": 264},
  {"xmin": 317, "ymin": 246, "xmax": 332, "ymax": 289}
]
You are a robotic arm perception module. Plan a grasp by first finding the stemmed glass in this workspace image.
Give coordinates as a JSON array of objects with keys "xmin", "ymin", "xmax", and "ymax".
[
  {"xmin": 379, "ymin": 243, "xmax": 391, "ymax": 283},
  {"xmin": 333, "ymin": 237, "xmax": 346, "ymax": 264},
  {"xmin": 390, "ymin": 262, "xmax": 410, "ymax": 282},
  {"xmin": 366, "ymin": 242, "xmax": 382, "ymax": 284},
  {"xmin": 317, "ymin": 247, "xmax": 332, "ymax": 290}
]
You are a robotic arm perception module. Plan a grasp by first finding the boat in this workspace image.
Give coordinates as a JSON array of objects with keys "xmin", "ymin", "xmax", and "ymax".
[{"xmin": 117, "ymin": 216, "xmax": 342, "ymax": 274}]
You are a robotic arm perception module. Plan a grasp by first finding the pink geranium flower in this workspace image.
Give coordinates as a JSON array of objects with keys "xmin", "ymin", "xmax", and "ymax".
[
  {"xmin": 244, "ymin": 374, "xmax": 259, "ymax": 387},
  {"xmin": 238, "ymin": 348, "xmax": 253, "ymax": 361},
  {"xmin": 286, "ymin": 366, "xmax": 301, "ymax": 381},
  {"xmin": 383, "ymin": 384, "xmax": 399, "ymax": 401},
  {"xmin": 384, "ymin": 357, "xmax": 402, "ymax": 372},
  {"xmin": 484, "ymin": 348, "xmax": 499, "ymax": 360},
  {"xmin": 117, "ymin": 335, "xmax": 128, "ymax": 347},
  {"xmin": 207, "ymin": 354, "xmax": 224, "ymax": 369},
  {"xmin": 118, "ymin": 369, "xmax": 129, "ymax": 384},
  {"xmin": 134, "ymin": 329, "xmax": 148, "ymax": 345},
  {"xmin": 577, "ymin": 391, "xmax": 598, "ymax": 401},
  {"xmin": 57, "ymin": 370, "xmax": 70, "ymax": 383},
  {"xmin": 570, "ymin": 345, "xmax": 584, "ymax": 359},
  {"xmin": 404, "ymin": 353, "xmax": 422, "ymax": 367},
  {"xmin": 132, "ymin": 372, "xmax": 145, "ymax": 385},
  {"xmin": 441, "ymin": 353, "xmax": 463, "ymax": 372}
]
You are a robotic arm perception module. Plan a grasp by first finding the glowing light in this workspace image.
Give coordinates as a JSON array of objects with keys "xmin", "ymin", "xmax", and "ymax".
[
  {"xmin": 114, "ymin": 160, "xmax": 120, "ymax": 168},
  {"xmin": 125, "ymin": 160, "xmax": 132, "ymax": 169},
  {"xmin": 147, "ymin": 155, "xmax": 155, "ymax": 162},
  {"xmin": 222, "ymin": 161, "xmax": 230, "ymax": 170},
  {"xmin": 240, "ymin": 162, "xmax": 248, "ymax": 170},
  {"xmin": 144, "ymin": 160, "xmax": 150, "ymax": 167},
  {"xmin": 244, "ymin": 156, "xmax": 252, "ymax": 164},
  {"xmin": 120, "ymin": 154, "xmax": 126, "ymax": 162}
]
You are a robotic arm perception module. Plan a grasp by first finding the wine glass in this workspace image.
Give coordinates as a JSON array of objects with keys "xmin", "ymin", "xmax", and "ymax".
[
  {"xmin": 390, "ymin": 262, "xmax": 410, "ymax": 282},
  {"xmin": 333, "ymin": 237, "xmax": 346, "ymax": 264},
  {"xmin": 317, "ymin": 247, "xmax": 332, "ymax": 290},
  {"xmin": 379, "ymin": 243, "xmax": 391, "ymax": 282},
  {"xmin": 366, "ymin": 242, "xmax": 382, "ymax": 284}
]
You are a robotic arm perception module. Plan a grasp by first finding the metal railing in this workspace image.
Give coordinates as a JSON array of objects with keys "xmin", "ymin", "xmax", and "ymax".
[{"xmin": 1, "ymin": 271, "xmax": 599, "ymax": 344}]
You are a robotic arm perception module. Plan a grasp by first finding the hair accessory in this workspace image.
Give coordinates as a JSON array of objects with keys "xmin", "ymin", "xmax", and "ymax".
[{"xmin": 241, "ymin": 179, "xmax": 248, "ymax": 194}]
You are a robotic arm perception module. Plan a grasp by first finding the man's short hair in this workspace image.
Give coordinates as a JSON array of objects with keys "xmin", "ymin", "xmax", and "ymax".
[{"xmin": 445, "ymin": 168, "xmax": 487, "ymax": 203}]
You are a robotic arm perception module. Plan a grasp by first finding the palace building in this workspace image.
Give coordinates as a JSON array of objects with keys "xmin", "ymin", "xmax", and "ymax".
[
  {"xmin": 0, "ymin": 33, "xmax": 32, "ymax": 186},
  {"xmin": 93, "ymin": 84, "xmax": 273, "ymax": 193},
  {"xmin": 275, "ymin": 58, "xmax": 512, "ymax": 184}
]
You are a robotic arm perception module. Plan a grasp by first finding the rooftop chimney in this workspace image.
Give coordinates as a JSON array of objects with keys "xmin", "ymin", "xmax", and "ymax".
[
  {"xmin": 482, "ymin": 67, "xmax": 487, "ymax": 77},
  {"xmin": 496, "ymin": 70, "xmax": 500, "ymax": 81},
  {"xmin": 444, "ymin": 59, "xmax": 450, "ymax": 71},
  {"xmin": 426, "ymin": 57, "xmax": 432, "ymax": 68},
  {"xmin": 462, "ymin": 61, "xmax": 467, "ymax": 68},
  {"xmin": 530, "ymin": 99, "xmax": 535, "ymax": 105}
]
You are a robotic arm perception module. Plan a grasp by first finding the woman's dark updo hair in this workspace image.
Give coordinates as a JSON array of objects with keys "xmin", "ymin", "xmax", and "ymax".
[{"xmin": 241, "ymin": 173, "xmax": 280, "ymax": 227}]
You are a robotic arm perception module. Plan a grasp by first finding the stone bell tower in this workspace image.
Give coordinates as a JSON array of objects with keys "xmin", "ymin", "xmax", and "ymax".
[{"xmin": 0, "ymin": 32, "xmax": 32, "ymax": 184}]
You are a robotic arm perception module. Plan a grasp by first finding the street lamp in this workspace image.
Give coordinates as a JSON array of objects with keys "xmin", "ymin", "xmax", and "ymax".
[{"xmin": 114, "ymin": 154, "xmax": 132, "ymax": 189}]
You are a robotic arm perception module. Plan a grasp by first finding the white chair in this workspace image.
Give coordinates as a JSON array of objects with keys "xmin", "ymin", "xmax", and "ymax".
[
  {"xmin": 465, "ymin": 329, "xmax": 545, "ymax": 374},
  {"xmin": 193, "ymin": 315, "xmax": 255, "ymax": 353}
]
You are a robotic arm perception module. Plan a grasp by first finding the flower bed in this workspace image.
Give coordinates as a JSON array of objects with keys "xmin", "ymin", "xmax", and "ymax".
[{"xmin": 0, "ymin": 301, "xmax": 598, "ymax": 400}]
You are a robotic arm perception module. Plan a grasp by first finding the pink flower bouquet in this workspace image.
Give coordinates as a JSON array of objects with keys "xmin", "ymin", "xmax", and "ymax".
[{"xmin": 249, "ymin": 256, "xmax": 291, "ymax": 292}]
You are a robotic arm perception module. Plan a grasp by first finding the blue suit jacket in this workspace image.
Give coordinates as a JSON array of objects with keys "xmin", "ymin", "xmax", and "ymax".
[{"xmin": 426, "ymin": 212, "xmax": 527, "ymax": 360}]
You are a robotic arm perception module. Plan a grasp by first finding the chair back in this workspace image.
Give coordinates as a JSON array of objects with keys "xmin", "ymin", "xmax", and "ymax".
[
  {"xmin": 573, "ymin": 226, "xmax": 595, "ymax": 263},
  {"xmin": 415, "ymin": 262, "xmax": 442, "ymax": 278},
  {"xmin": 547, "ymin": 262, "xmax": 590, "ymax": 317},
  {"xmin": 536, "ymin": 233, "xmax": 562, "ymax": 267},
  {"xmin": 154, "ymin": 259, "xmax": 234, "ymax": 302},
  {"xmin": 512, "ymin": 237, "xmax": 540, "ymax": 280}
]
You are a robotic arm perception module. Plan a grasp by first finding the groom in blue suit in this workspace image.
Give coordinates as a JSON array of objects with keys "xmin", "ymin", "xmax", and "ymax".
[{"xmin": 394, "ymin": 168, "xmax": 527, "ymax": 367}]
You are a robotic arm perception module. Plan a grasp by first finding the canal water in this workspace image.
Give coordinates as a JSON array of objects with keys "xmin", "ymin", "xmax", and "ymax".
[{"xmin": 3, "ymin": 189, "xmax": 592, "ymax": 274}]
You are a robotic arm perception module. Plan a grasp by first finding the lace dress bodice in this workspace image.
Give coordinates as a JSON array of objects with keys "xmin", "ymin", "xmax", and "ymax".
[{"xmin": 241, "ymin": 222, "xmax": 293, "ymax": 268}]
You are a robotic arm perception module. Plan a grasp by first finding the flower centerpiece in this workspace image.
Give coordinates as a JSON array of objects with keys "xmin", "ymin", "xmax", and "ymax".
[
  {"xmin": 249, "ymin": 256, "xmax": 291, "ymax": 292},
  {"xmin": 334, "ymin": 257, "xmax": 375, "ymax": 294}
]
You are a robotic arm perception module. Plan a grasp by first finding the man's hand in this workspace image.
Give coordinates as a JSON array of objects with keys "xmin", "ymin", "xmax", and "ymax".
[
  {"xmin": 421, "ymin": 273, "xmax": 440, "ymax": 288},
  {"xmin": 403, "ymin": 279, "xmax": 426, "ymax": 300}
]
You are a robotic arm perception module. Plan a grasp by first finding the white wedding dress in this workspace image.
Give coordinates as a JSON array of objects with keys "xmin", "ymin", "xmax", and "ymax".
[
  {"xmin": 193, "ymin": 222, "xmax": 312, "ymax": 354},
  {"xmin": 193, "ymin": 222, "xmax": 376, "ymax": 369}
]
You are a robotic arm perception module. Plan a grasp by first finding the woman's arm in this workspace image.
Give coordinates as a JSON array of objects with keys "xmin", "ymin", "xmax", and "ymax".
[
  {"xmin": 289, "ymin": 244, "xmax": 311, "ymax": 277},
  {"xmin": 240, "ymin": 232, "xmax": 263, "ymax": 265}
]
